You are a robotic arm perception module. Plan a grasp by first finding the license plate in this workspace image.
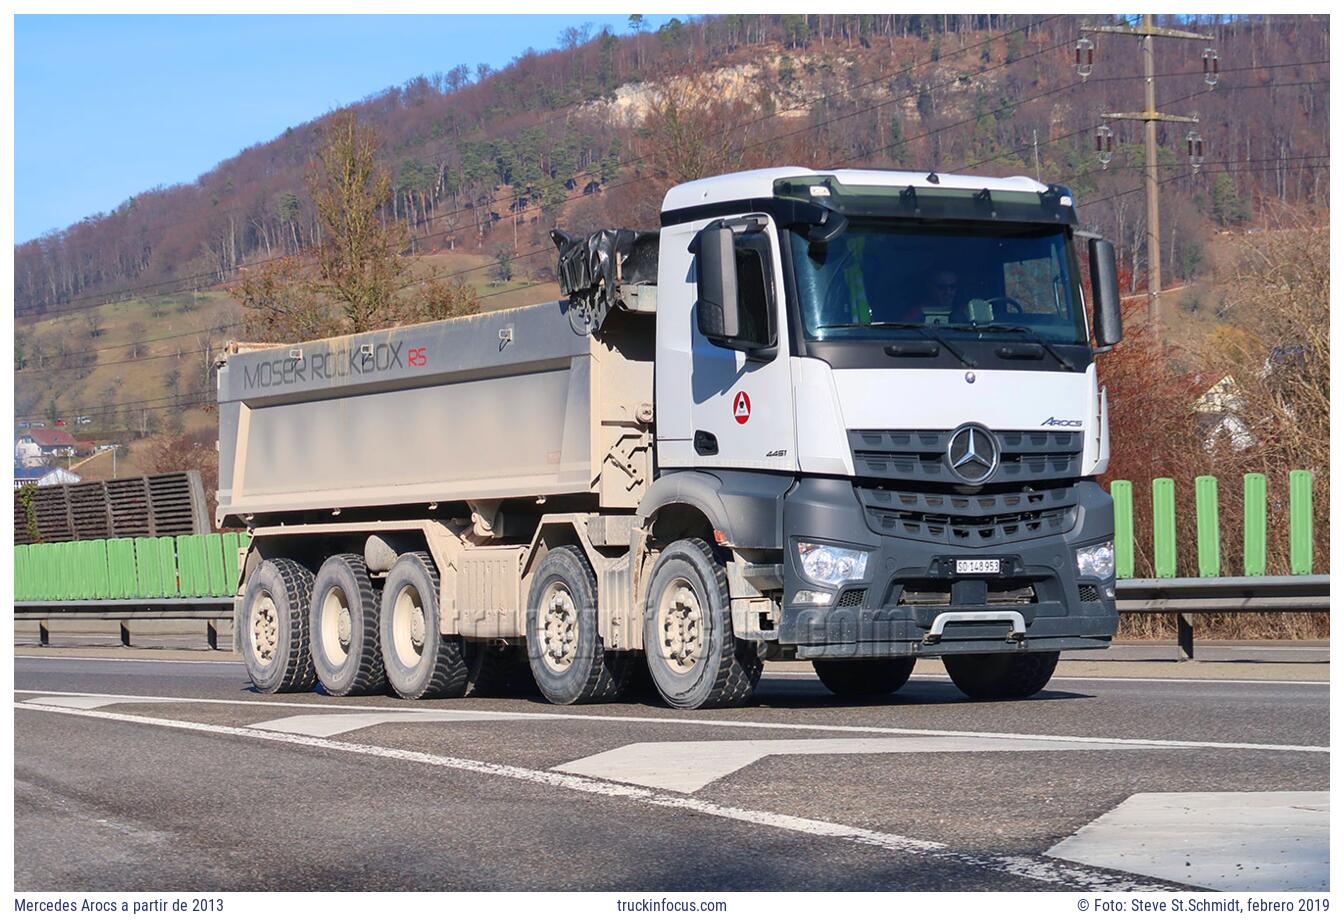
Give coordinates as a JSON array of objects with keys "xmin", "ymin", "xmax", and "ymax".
[{"xmin": 955, "ymin": 559, "xmax": 1001, "ymax": 575}]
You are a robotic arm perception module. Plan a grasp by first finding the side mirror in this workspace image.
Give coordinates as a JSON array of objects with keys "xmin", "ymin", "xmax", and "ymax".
[
  {"xmin": 695, "ymin": 223, "xmax": 740, "ymax": 341},
  {"xmin": 1088, "ymin": 237, "xmax": 1123, "ymax": 347}
]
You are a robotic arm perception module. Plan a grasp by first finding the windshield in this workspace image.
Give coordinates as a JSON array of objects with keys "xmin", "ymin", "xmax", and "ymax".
[{"xmin": 790, "ymin": 222, "xmax": 1088, "ymax": 345}]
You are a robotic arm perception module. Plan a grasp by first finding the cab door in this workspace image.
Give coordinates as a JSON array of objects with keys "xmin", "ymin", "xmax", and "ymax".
[{"xmin": 687, "ymin": 215, "xmax": 796, "ymax": 473}]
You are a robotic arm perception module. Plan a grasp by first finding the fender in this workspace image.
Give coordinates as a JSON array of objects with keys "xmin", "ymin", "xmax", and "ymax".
[{"xmin": 636, "ymin": 469, "xmax": 793, "ymax": 550}]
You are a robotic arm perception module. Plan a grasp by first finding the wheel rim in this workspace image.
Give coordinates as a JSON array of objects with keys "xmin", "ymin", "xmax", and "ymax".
[
  {"xmin": 319, "ymin": 586, "xmax": 352, "ymax": 667},
  {"xmin": 656, "ymin": 576, "xmax": 703, "ymax": 674},
  {"xmin": 250, "ymin": 592, "xmax": 279, "ymax": 664},
  {"xmin": 391, "ymin": 584, "xmax": 427, "ymax": 668},
  {"xmin": 537, "ymin": 582, "xmax": 577, "ymax": 674}
]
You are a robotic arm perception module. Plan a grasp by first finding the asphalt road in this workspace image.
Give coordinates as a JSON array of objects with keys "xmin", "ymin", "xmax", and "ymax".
[{"xmin": 14, "ymin": 650, "xmax": 1330, "ymax": 892}]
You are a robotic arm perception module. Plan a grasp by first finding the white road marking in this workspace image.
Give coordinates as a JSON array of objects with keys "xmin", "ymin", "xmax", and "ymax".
[
  {"xmin": 1047, "ymin": 791, "xmax": 1329, "ymax": 892},
  {"xmin": 556, "ymin": 737, "xmax": 1160, "ymax": 793},
  {"xmin": 14, "ymin": 701, "xmax": 1171, "ymax": 891},
  {"xmin": 761, "ymin": 672, "xmax": 1330, "ymax": 687},
  {"xmin": 252, "ymin": 710, "xmax": 539, "ymax": 737},
  {"xmin": 20, "ymin": 694, "xmax": 144, "ymax": 710},
  {"xmin": 15, "ymin": 689, "xmax": 1329, "ymax": 754}
]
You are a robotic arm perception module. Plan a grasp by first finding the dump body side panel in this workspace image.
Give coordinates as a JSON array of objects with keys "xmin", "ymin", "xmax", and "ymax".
[{"xmin": 217, "ymin": 302, "xmax": 598, "ymax": 524}]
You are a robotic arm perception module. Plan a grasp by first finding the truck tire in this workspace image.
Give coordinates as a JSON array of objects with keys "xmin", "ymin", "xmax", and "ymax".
[
  {"xmin": 310, "ymin": 553, "xmax": 385, "ymax": 696},
  {"xmin": 466, "ymin": 641, "xmax": 535, "ymax": 698},
  {"xmin": 813, "ymin": 658, "xmax": 916, "ymax": 697},
  {"xmin": 943, "ymin": 651, "xmax": 1060, "ymax": 700},
  {"xmin": 241, "ymin": 558, "xmax": 317, "ymax": 693},
  {"xmin": 642, "ymin": 538, "xmax": 762, "ymax": 710},
  {"xmin": 379, "ymin": 552, "xmax": 468, "ymax": 700},
  {"xmin": 525, "ymin": 545, "xmax": 630, "ymax": 704}
]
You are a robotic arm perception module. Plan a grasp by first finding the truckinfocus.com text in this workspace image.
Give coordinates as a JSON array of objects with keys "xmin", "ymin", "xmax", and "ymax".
[{"xmin": 615, "ymin": 898, "xmax": 729, "ymax": 912}]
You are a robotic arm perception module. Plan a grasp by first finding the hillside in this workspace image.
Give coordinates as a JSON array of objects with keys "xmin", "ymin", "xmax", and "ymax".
[{"xmin": 13, "ymin": 13, "xmax": 1330, "ymax": 452}]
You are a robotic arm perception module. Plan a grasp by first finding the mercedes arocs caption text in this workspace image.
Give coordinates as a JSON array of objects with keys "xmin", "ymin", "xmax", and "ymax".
[{"xmin": 219, "ymin": 167, "xmax": 1123, "ymax": 709}]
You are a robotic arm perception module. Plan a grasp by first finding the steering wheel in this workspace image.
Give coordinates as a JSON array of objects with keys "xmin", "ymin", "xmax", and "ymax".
[{"xmin": 985, "ymin": 295, "xmax": 1024, "ymax": 316}]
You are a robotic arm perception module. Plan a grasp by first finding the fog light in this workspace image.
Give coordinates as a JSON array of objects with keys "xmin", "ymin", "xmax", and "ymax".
[
  {"xmin": 791, "ymin": 589, "xmax": 834, "ymax": 606},
  {"xmin": 1075, "ymin": 541, "xmax": 1116, "ymax": 580}
]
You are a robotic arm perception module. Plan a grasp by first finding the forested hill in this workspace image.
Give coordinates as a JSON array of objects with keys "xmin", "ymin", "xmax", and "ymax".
[{"xmin": 14, "ymin": 14, "xmax": 1329, "ymax": 316}]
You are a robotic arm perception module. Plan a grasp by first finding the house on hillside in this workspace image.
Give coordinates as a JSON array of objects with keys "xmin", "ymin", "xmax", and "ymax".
[
  {"xmin": 1192, "ymin": 374, "xmax": 1254, "ymax": 453},
  {"xmin": 13, "ymin": 466, "xmax": 82, "ymax": 489},
  {"xmin": 14, "ymin": 428, "xmax": 93, "ymax": 468}
]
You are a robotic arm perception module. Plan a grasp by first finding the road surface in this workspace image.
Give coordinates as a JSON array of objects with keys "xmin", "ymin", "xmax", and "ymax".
[{"xmin": 14, "ymin": 646, "xmax": 1329, "ymax": 892}]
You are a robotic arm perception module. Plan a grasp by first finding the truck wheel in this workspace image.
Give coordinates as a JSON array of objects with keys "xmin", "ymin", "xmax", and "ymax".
[
  {"xmin": 813, "ymin": 658, "xmax": 916, "ymax": 697},
  {"xmin": 310, "ymin": 553, "xmax": 384, "ymax": 696},
  {"xmin": 525, "ymin": 546, "xmax": 630, "ymax": 704},
  {"xmin": 466, "ymin": 641, "xmax": 535, "ymax": 698},
  {"xmin": 642, "ymin": 538, "xmax": 762, "ymax": 710},
  {"xmin": 943, "ymin": 651, "xmax": 1060, "ymax": 700},
  {"xmin": 380, "ymin": 552, "xmax": 467, "ymax": 700},
  {"xmin": 241, "ymin": 558, "xmax": 317, "ymax": 693}
]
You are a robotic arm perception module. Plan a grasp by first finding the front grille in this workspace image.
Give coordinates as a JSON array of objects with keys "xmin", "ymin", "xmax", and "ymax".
[
  {"xmin": 858, "ymin": 484, "xmax": 1078, "ymax": 548},
  {"xmin": 849, "ymin": 428, "xmax": 1083, "ymax": 486},
  {"xmin": 836, "ymin": 588, "xmax": 867, "ymax": 608},
  {"xmin": 898, "ymin": 579, "xmax": 1037, "ymax": 607},
  {"xmin": 1079, "ymin": 584, "xmax": 1100, "ymax": 602}
]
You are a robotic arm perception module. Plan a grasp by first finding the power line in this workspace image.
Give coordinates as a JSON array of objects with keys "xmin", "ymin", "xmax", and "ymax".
[
  {"xmin": 948, "ymin": 74, "xmax": 1329, "ymax": 176},
  {"xmin": 1080, "ymin": 159, "xmax": 1330, "ymax": 210}
]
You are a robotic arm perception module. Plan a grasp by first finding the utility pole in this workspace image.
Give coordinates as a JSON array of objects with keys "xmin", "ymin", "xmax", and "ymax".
[{"xmin": 1080, "ymin": 15, "xmax": 1214, "ymax": 337}]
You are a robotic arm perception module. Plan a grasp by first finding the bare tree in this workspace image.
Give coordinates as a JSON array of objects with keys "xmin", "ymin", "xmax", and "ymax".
[{"xmin": 307, "ymin": 111, "xmax": 409, "ymax": 333}]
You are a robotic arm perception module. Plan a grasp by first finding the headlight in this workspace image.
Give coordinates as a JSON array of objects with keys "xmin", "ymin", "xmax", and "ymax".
[
  {"xmin": 797, "ymin": 541, "xmax": 870, "ymax": 587},
  {"xmin": 1075, "ymin": 541, "xmax": 1116, "ymax": 580}
]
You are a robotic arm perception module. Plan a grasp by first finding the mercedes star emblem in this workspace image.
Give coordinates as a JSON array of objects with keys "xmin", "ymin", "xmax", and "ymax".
[{"xmin": 946, "ymin": 423, "xmax": 999, "ymax": 484}]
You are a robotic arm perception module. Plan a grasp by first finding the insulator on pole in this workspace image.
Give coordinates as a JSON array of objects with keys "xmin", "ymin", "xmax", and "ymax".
[
  {"xmin": 1076, "ymin": 37, "xmax": 1095, "ymax": 81},
  {"xmin": 1096, "ymin": 124, "xmax": 1113, "ymax": 167},
  {"xmin": 1203, "ymin": 48, "xmax": 1219, "ymax": 88},
  {"xmin": 1187, "ymin": 130, "xmax": 1205, "ymax": 171}
]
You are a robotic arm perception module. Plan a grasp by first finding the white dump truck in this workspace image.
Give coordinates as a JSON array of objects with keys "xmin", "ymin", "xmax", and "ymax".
[{"xmin": 219, "ymin": 166, "xmax": 1123, "ymax": 709}]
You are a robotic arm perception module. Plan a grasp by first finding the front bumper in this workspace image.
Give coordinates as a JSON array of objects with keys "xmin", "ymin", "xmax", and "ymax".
[{"xmin": 778, "ymin": 477, "xmax": 1118, "ymax": 658}]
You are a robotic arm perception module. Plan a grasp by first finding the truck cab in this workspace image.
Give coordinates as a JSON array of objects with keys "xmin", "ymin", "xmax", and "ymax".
[{"xmin": 642, "ymin": 167, "xmax": 1122, "ymax": 682}]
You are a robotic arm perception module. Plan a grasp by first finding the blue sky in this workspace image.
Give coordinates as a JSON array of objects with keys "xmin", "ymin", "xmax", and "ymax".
[{"xmin": 15, "ymin": 14, "xmax": 679, "ymax": 243}]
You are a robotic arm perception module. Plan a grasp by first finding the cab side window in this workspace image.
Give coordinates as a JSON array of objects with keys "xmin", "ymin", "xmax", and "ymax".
[{"xmin": 733, "ymin": 231, "xmax": 775, "ymax": 347}]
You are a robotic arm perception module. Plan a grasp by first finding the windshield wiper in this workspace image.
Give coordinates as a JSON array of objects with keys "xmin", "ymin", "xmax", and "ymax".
[
  {"xmin": 815, "ymin": 321, "xmax": 975, "ymax": 369},
  {"xmin": 944, "ymin": 323, "xmax": 1076, "ymax": 371}
]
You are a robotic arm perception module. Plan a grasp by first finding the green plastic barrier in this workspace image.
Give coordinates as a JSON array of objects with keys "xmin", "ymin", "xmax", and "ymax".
[
  {"xmin": 89, "ymin": 539, "xmax": 111, "ymax": 600},
  {"xmin": 1152, "ymin": 478, "xmax": 1177, "ymax": 578},
  {"xmin": 176, "ymin": 535, "xmax": 201, "ymax": 597},
  {"xmin": 58, "ymin": 542, "xmax": 75, "ymax": 601},
  {"xmin": 204, "ymin": 533, "xmax": 227, "ymax": 597},
  {"xmin": 155, "ymin": 536, "xmax": 178, "ymax": 597},
  {"xmin": 1195, "ymin": 476, "xmax": 1221, "ymax": 578},
  {"xmin": 1243, "ymin": 473, "xmax": 1267, "ymax": 577},
  {"xmin": 134, "ymin": 537, "xmax": 161, "ymax": 598},
  {"xmin": 1110, "ymin": 480, "xmax": 1134, "ymax": 580},
  {"xmin": 1290, "ymin": 469, "xmax": 1313, "ymax": 575},
  {"xmin": 108, "ymin": 538, "xmax": 136, "ymax": 599},
  {"xmin": 222, "ymin": 532, "xmax": 244, "ymax": 593},
  {"xmin": 14, "ymin": 545, "xmax": 29, "ymax": 601}
]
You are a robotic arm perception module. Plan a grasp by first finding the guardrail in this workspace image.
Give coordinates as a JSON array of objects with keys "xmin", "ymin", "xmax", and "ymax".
[
  {"xmin": 1115, "ymin": 575, "xmax": 1330, "ymax": 659},
  {"xmin": 16, "ymin": 575, "xmax": 1328, "ymax": 660},
  {"xmin": 16, "ymin": 598, "xmax": 234, "ymax": 649}
]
